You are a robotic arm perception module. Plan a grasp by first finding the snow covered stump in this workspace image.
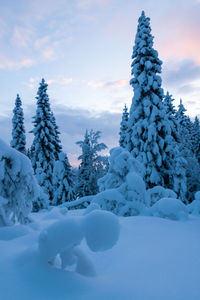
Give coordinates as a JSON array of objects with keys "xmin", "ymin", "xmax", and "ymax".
[{"xmin": 38, "ymin": 210, "xmax": 120, "ymax": 277}]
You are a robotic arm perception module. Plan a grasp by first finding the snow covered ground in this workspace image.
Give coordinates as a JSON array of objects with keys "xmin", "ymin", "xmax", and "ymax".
[{"xmin": 0, "ymin": 208, "xmax": 200, "ymax": 300}]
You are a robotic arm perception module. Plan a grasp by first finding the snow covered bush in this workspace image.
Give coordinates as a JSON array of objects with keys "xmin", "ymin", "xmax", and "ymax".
[
  {"xmin": 151, "ymin": 198, "xmax": 188, "ymax": 221},
  {"xmin": 38, "ymin": 210, "xmax": 120, "ymax": 276},
  {"xmin": 52, "ymin": 152, "xmax": 75, "ymax": 206},
  {"xmin": 146, "ymin": 186, "xmax": 177, "ymax": 207},
  {"xmin": 98, "ymin": 147, "xmax": 144, "ymax": 192},
  {"xmin": 0, "ymin": 139, "xmax": 39, "ymax": 225},
  {"xmin": 93, "ymin": 147, "xmax": 147, "ymax": 216}
]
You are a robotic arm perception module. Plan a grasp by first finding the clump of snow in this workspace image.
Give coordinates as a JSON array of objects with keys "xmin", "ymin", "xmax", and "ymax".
[
  {"xmin": 0, "ymin": 139, "xmax": 39, "ymax": 226},
  {"xmin": 83, "ymin": 202, "xmax": 101, "ymax": 215},
  {"xmin": 187, "ymin": 200, "xmax": 200, "ymax": 216},
  {"xmin": 187, "ymin": 191, "xmax": 200, "ymax": 215},
  {"xmin": 83, "ymin": 210, "xmax": 120, "ymax": 252},
  {"xmin": 98, "ymin": 147, "xmax": 144, "ymax": 191},
  {"xmin": 38, "ymin": 217, "xmax": 83, "ymax": 263},
  {"xmin": 194, "ymin": 191, "xmax": 200, "ymax": 201},
  {"xmin": 151, "ymin": 198, "xmax": 188, "ymax": 220},
  {"xmin": 94, "ymin": 189, "xmax": 126, "ymax": 215},
  {"xmin": 146, "ymin": 186, "xmax": 177, "ymax": 207},
  {"xmin": 94, "ymin": 147, "xmax": 147, "ymax": 216},
  {"xmin": 38, "ymin": 210, "xmax": 120, "ymax": 276}
]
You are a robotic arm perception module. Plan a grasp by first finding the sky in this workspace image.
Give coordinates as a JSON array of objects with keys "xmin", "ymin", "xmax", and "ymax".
[{"xmin": 0, "ymin": 0, "xmax": 200, "ymax": 165}]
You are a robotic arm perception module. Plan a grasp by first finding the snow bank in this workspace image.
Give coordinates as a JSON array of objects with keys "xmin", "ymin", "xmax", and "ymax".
[
  {"xmin": 151, "ymin": 198, "xmax": 188, "ymax": 220},
  {"xmin": 0, "ymin": 139, "xmax": 39, "ymax": 225},
  {"xmin": 38, "ymin": 210, "xmax": 120, "ymax": 276}
]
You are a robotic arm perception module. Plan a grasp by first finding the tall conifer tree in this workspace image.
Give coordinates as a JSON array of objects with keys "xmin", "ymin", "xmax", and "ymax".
[
  {"xmin": 126, "ymin": 11, "xmax": 174, "ymax": 188},
  {"xmin": 119, "ymin": 104, "xmax": 129, "ymax": 148},
  {"xmin": 31, "ymin": 78, "xmax": 56, "ymax": 201},
  {"xmin": 10, "ymin": 94, "xmax": 26, "ymax": 154}
]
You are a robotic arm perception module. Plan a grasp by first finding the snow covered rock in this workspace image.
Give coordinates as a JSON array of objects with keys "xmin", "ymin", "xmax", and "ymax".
[
  {"xmin": 151, "ymin": 198, "xmax": 188, "ymax": 221},
  {"xmin": 38, "ymin": 210, "xmax": 120, "ymax": 276},
  {"xmin": 0, "ymin": 139, "xmax": 39, "ymax": 225}
]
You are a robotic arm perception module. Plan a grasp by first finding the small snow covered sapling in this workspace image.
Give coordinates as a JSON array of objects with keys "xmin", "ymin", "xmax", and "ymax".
[{"xmin": 38, "ymin": 210, "xmax": 120, "ymax": 276}]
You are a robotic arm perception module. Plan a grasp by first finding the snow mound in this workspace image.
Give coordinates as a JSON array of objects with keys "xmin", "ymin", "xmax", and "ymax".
[
  {"xmin": 194, "ymin": 191, "xmax": 200, "ymax": 201},
  {"xmin": 38, "ymin": 217, "xmax": 83, "ymax": 263},
  {"xmin": 146, "ymin": 186, "xmax": 177, "ymax": 207},
  {"xmin": 83, "ymin": 203, "xmax": 101, "ymax": 215},
  {"xmin": 151, "ymin": 198, "xmax": 188, "ymax": 220},
  {"xmin": 38, "ymin": 210, "xmax": 120, "ymax": 276},
  {"xmin": 0, "ymin": 224, "xmax": 30, "ymax": 241},
  {"xmin": 187, "ymin": 200, "xmax": 200, "ymax": 216},
  {"xmin": 83, "ymin": 210, "xmax": 120, "ymax": 252}
]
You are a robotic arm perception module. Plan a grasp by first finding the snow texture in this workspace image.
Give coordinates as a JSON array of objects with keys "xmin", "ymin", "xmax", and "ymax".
[{"xmin": 0, "ymin": 208, "xmax": 200, "ymax": 300}]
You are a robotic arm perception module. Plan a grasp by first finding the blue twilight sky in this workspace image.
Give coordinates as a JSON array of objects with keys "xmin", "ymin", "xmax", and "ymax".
[{"xmin": 1, "ymin": 0, "xmax": 200, "ymax": 165}]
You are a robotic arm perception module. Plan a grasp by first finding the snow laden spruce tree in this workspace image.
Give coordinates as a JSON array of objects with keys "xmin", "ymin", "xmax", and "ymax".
[
  {"xmin": 51, "ymin": 112, "xmax": 62, "ymax": 160},
  {"xmin": 126, "ymin": 11, "xmax": 175, "ymax": 189},
  {"xmin": 163, "ymin": 92, "xmax": 187, "ymax": 202},
  {"xmin": 76, "ymin": 130, "xmax": 107, "ymax": 198},
  {"xmin": 119, "ymin": 104, "xmax": 129, "ymax": 148},
  {"xmin": 176, "ymin": 100, "xmax": 200, "ymax": 202},
  {"xmin": 52, "ymin": 152, "xmax": 75, "ymax": 205},
  {"xmin": 31, "ymin": 79, "xmax": 58, "ymax": 204},
  {"xmin": 10, "ymin": 94, "xmax": 26, "ymax": 154},
  {"xmin": 0, "ymin": 139, "xmax": 38, "ymax": 226}
]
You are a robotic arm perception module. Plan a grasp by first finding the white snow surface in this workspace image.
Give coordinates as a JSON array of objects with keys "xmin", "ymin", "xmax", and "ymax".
[{"xmin": 0, "ymin": 207, "xmax": 200, "ymax": 300}]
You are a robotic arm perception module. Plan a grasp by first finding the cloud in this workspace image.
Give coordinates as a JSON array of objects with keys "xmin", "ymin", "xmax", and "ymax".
[
  {"xmin": 88, "ymin": 79, "xmax": 129, "ymax": 89},
  {"xmin": 163, "ymin": 59, "xmax": 200, "ymax": 87},
  {"xmin": 12, "ymin": 26, "xmax": 33, "ymax": 48},
  {"xmin": 0, "ymin": 56, "xmax": 34, "ymax": 70},
  {"xmin": 26, "ymin": 77, "xmax": 73, "ymax": 89}
]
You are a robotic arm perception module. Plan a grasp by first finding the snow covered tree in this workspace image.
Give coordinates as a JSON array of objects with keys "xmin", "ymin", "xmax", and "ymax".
[
  {"xmin": 10, "ymin": 94, "xmax": 26, "ymax": 154},
  {"xmin": 51, "ymin": 112, "xmax": 62, "ymax": 160},
  {"xmin": 126, "ymin": 11, "xmax": 174, "ymax": 189},
  {"xmin": 31, "ymin": 78, "xmax": 57, "ymax": 203},
  {"xmin": 0, "ymin": 139, "xmax": 38, "ymax": 226},
  {"xmin": 119, "ymin": 104, "xmax": 129, "ymax": 148},
  {"xmin": 76, "ymin": 130, "xmax": 107, "ymax": 198},
  {"xmin": 163, "ymin": 91, "xmax": 179, "ymax": 143},
  {"xmin": 175, "ymin": 100, "xmax": 200, "ymax": 202},
  {"xmin": 52, "ymin": 152, "xmax": 75, "ymax": 206},
  {"xmin": 191, "ymin": 116, "xmax": 200, "ymax": 162}
]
